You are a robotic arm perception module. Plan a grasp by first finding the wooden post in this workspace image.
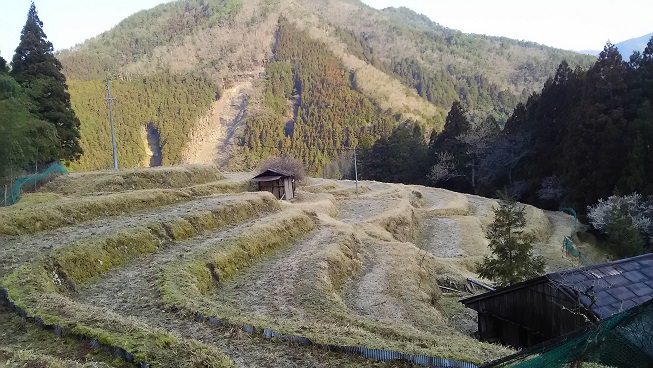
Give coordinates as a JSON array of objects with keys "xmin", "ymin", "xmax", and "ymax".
[{"xmin": 354, "ymin": 147, "xmax": 359, "ymax": 198}]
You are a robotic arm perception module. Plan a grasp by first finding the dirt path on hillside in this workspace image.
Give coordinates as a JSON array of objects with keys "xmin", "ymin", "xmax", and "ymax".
[
  {"xmin": 198, "ymin": 182, "xmax": 416, "ymax": 333},
  {"xmin": 343, "ymin": 240, "xmax": 409, "ymax": 324},
  {"xmin": 184, "ymin": 81, "xmax": 253, "ymax": 168},
  {"xmin": 419, "ymin": 218, "xmax": 465, "ymax": 258},
  {"xmin": 0, "ymin": 192, "xmax": 261, "ymax": 277},
  {"xmin": 337, "ymin": 198, "xmax": 395, "ymax": 223},
  {"xmin": 333, "ymin": 183, "xmax": 405, "ymax": 224},
  {"xmin": 419, "ymin": 216, "xmax": 489, "ymax": 259}
]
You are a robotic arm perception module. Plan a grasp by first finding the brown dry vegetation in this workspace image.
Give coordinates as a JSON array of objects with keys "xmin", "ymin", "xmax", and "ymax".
[
  {"xmin": 0, "ymin": 165, "xmax": 604, "ymax": 367},
  {"xmin": 282, "ymin": 6, "xmax": 444, "ymax": 127}
]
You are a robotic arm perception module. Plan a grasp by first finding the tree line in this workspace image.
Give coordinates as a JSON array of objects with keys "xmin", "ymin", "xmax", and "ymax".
[{"xmin": 358, "ymin": 39, "xmax": 653, "ymax": 257}]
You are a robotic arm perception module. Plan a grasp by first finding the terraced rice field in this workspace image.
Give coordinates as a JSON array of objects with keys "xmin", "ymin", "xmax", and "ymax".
[{"xmin": 0, "ymin": 166, "xmax": 602, "ymax": 367}]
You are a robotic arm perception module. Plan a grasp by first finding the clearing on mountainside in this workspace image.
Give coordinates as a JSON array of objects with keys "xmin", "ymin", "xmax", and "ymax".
[{"xmin": 0, "ymin": 165, "xmax": 602, "ymax": 367}]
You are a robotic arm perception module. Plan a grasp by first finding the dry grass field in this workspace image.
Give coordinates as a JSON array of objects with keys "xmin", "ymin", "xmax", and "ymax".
[{"xmin": 0, "ymin": 165, "xmax": 603, "ymax": 367}]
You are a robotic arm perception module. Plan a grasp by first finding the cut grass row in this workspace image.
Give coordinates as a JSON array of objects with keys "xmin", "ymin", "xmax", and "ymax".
[
  {"xmin": 156, "ymin": 193, "xmax": 511, "ymax": 364},
  {"xmin": 0, "ymin": 177, "xmax": 256, "ymax": 236},
  {"xmin": 42, "ymin": 165, "xmax": 225, "ymax": 195},
  {"xmin": 1, "ymin": 192, "xmax": 280, "ymax": 367},
  {"xmin": 0, "ymin": 307, "xmax": 127, "ymax": 368},
  {"xmin": 0, "ymin": 346, "xmax": 107, "ymax": 368},
  {"xmin": 158, "ymin": 209, "xmax": 316, "ymax": 310}
]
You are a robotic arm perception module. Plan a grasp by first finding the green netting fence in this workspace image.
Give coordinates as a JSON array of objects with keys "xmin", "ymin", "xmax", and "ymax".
[
  {"xmin": 560, "ymin": 207, "xmax": 594, "ymax": 266},
  {"xmin": 563, "ymin": 236, "xmax": 594, "ymax": 266},
  {"xmin": 483, "ymin": 298, "xmax": 653, "ymax": 368},
  {"xmin": 1, "ymin": 162, "xmax": 68, "ymax": 206}
]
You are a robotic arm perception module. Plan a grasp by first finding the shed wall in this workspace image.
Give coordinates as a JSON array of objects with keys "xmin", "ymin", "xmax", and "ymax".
[
  {"xmin": 258, "ymin": 180, "xmax": 284, "ymax": 199},
  {"xmin": 257, "ymin": 177, "xmax": 294, "ymax": 200},
  {"xmin": 467, "ymin": 281, "xmax": 591, "ymax": 348},
  {"xmin": 283, "ymin": 177, "xmax": 294, "ymax": 200}
]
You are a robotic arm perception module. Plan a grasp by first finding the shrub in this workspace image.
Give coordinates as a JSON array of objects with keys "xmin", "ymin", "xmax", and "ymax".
[
  {"xmin": 587, "ymin": 193, "xmax": 651, "ymax": 257},
  {"xmin": 257, "ymin": 155, "xmax": 306, "ymax": 181}
]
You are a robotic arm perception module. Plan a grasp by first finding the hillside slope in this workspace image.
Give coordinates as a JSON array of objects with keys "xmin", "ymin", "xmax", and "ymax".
[
  {"xmin": 0, "ymin": 165, "xmax": 604, "ymax": 366},
  {"xmin": 183, "ymin": 79, "xmax": 256, "ymax": 166},
  {"xmin": 57, "ymin": 0, "xmax": 595, "ymax": 172}
]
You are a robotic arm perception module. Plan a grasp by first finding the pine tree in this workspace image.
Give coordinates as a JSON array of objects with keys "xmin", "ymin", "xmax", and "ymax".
[
  {"xmin": 11, "ymin": 2, "xmax": 82, "ymax": 163},
  {"xmin": 0, "ymin": 56, "xmax": 7, "ymax": 73},
  {"xmin": 477, "ymin": 196, "xmax": 545, "ymax": 287},
  {"xmin": 432, "ymin": 101, "xmax": 471, "ymax": 155}
]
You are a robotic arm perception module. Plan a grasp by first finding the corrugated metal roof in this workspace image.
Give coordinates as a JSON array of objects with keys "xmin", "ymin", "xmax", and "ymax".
[
  {"xmin": 462, "ymin": 253, "xmax": 653, "ymax": 319},
  {"xmin": 550, "ymin": 253, "xmax": 653, "ymax": 319}
]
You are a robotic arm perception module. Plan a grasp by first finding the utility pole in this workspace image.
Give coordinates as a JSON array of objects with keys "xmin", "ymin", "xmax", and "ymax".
[
  {"xmin": 105, "ymin": 79, "xmax": 118, "ymax": 170},
  {"xmin": 354, "ymin": 147, "xmax": 359, "ymax": 198}
]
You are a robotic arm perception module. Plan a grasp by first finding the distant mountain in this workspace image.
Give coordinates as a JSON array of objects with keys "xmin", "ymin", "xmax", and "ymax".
[
  {"xmin": 616, "ymin": 32, "xmax": 653, "ymax": 58},
  {"xmin": 55, "ymin": 0, "xmax": 596, "ymax": 173}
]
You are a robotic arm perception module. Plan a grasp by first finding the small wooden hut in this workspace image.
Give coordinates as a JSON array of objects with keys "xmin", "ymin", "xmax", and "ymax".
[
  {"xmin": 252, "ymin": 168, "xmax": 295, "ymax": 200},
  {"xmin": 461, "ymin": 253, "xmax": 653, "ymax": 348}
]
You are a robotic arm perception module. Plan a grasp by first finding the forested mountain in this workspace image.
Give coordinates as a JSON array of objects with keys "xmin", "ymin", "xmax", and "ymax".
[
  {"xmin": 616, "ymin": 32, "xmax": 653, "ymax": 59},
  {"xmin": 303, "ymin": 4, "xmax": 595, "ymax": 122},
  {"xmin": 50, "ymin": 0, "xmax": 594, "ymax": 173}
]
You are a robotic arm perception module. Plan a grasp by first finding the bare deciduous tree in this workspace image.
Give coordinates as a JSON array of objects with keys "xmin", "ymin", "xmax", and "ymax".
[
  {"xmin": 429, "ymin": 151, "xmax": 457, "ymax": 183},
  {"xmin": 457, "ymin": 118, "xmax": 499, "ymax": 192},
  {"xmin": 257, "ymin": 154, "xmax": 306, "ymax": 181}
]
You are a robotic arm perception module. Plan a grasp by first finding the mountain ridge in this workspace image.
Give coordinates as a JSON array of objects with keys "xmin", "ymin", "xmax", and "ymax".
[
  {"xmin": 616, "ymin": 32, "xmax": 653, "ymax": 58},
  {"xmin": 56, "ymin": 0, "xmax": 596, "ymax": 173}
]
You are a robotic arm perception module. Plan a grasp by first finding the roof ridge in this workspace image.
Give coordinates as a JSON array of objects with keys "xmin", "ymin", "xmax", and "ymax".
[{"xmin": 549, "ymin": 252, "xmax": 653, "ymax": 278}]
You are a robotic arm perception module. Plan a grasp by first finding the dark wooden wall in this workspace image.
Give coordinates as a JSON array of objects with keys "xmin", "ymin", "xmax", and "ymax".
[
  {"xmin": 258, "ymin": 177, "xmax": 294, "ymax": 200},
  {"xmin": 466, "ymin": 281, "xmax": 592, "ymax": 348}
]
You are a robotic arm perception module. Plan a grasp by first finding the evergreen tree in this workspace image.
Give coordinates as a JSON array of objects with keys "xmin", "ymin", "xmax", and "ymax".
[
  {"xmin": 477, "ymin": 196, "xmax": 545, "ymax": 287},
  {"xmin": 11, "ymin": 2, "xmax": 82, "ymax": 163},
  {"xmin": 431, "ymin": 101, "xmax": 471, "ymax": 155},
  {"xmin": 0, "ymin": 62, "xmax": 58, "ymax": 179},
  {"xmin": 0, "ymin": 56, "xmax": 7, "ymax": 73},
  {"xmin": 568, "ymin": 42, "xmax": 631, "ymax": 207},
  {"xmin": 359, "ymin": 122, "xmax": 428, "ymax": 184}
]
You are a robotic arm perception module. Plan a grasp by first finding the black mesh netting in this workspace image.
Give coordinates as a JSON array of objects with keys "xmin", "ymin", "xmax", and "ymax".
[{"xmin": 484, "ymin": 299, "xmax": 653, "ymax": 368}]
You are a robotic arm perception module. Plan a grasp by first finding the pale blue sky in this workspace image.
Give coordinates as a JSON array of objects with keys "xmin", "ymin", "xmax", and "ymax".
[
  {"xmin": 0, "ymin": 0, "xmax": 175, "ymax": 59},
  {"xmin": 1, "ymin": 0, "xmax": 652, "ymax": 60}
]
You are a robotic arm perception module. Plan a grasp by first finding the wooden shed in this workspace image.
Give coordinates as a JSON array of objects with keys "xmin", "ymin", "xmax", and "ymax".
[
  {"xmin": 461, "ymin": 253, "xmax": 653, "ymax": 349},
  {"xmin": 252, "ymin": 168, "xmax": 295, "ymax": 200}
]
